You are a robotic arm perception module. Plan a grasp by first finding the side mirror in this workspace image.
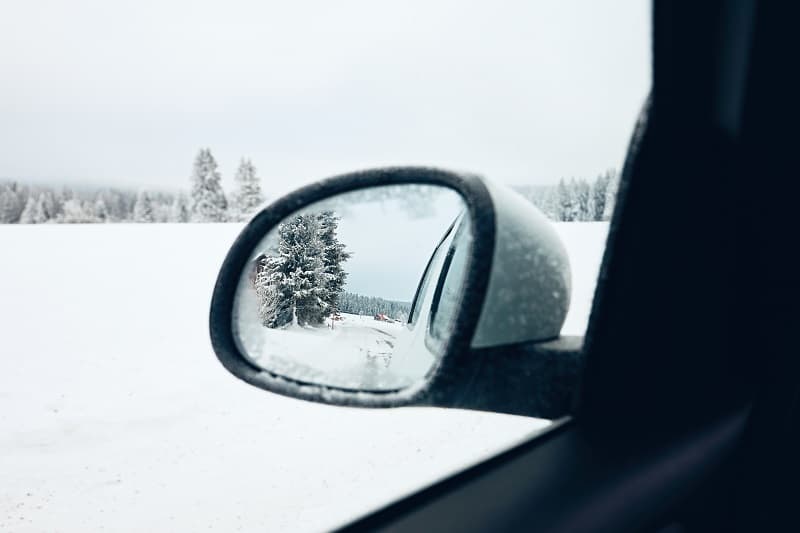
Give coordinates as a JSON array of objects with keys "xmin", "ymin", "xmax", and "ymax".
[{"xmin": 209, "ymin": 167, "xmax": 582, "ymax": 418}]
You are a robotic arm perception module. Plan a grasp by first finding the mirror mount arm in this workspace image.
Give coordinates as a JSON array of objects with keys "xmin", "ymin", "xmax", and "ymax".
[{"xmin": 436, "ymin": 336, "xmax": 583, "ymax": 419}]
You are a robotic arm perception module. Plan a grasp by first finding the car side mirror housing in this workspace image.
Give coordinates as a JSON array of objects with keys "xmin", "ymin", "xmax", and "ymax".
[{"xmin": 210, "ymin": 167, "xmax": 582, "ymax": 418}]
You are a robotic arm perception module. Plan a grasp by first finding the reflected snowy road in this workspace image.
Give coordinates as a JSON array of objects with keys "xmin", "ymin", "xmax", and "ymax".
[{"xmin": 247, "ymin": 314, "xmax": 416, "ymax": 391}]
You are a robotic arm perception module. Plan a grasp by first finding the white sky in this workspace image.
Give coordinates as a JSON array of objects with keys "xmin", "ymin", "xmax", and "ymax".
[
  {"xmin": 0, "ymin": 0, "xmax": 650, "ymax": 193},
  {"xmin": 335, "ymin": 190, "xmax": 463, "ymax": 301}
]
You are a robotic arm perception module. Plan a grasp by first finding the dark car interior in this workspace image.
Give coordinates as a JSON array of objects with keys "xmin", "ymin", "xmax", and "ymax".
[{"xmin": 335, "ymin": 1, "xmax": 798, "ymax": 531}]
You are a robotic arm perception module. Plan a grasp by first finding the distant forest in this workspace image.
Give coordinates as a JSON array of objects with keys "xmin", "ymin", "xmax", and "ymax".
[
  {"xmin": 512, "ymin": 169, "xmax": 618, "ymax": 222},
  {"xmin": 0, "ymin": 149, "xmax": 261, "ymax": 224},
  {"xmin": 0, "ymin": 149, "xmax": 618, "ymax": 224},
  {"xmin": 338, "ymin": 292, "xmax": 412, "ymax": 322}
]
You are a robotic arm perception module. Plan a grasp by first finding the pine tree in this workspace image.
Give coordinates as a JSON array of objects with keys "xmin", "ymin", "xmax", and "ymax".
[
  {"xmin": 231, "ymin": 158, "xmax": 265, "ymax": 221},
  {"xmin": 93, "ymin": 196, "xmax": 110, "ymax": 222},
  {"xmin": 20, "ymin": 192, "xmax": 57, "ymax": 223},
  {"xmin": 589, "ymin": 173, "xmax": 610, "ymax": 221},
  {"xmin": 254, "ymin": 212, "xmax": 350, "ymax": 328},
  {"xmin": 60, "ymin": 199, "xmax": 93, "ymax": 223},
  {"xmin": 170, "ymin": 193, "xmax": 190, "ymax": 222},
  {"xmin": 40, "ymin": 191, "xmax": 59, "ymax": 222},
  {"xmin": 255, "ymin": 214, "xmax": 324, "ymax": 327},
  {"xmin": 254, "ymin": 255, "xmax": 294, "ymax": 328},
  {"xmin": 0, "ymin": 183, "xmax": 24, "ymax": 223},
  {"xmin": 133, "ymin": 190, "xmax": 156, "ymax": 222},
  {"xmin": 573, "ymin": 178, "xmax": 592, "ymax": 221},
  {"xmin": 96, "ymin": 189, "xmax": 126, "ymax": 221},
  {"xmin": 602, "ymin": 169, "xmax": 619, "ymax": 221},
  {"xmin": 190, "ymin": 148, "xmax": 228, "ymax": 222},
  {"xmin": 557, "ymin": 178, "xmax": 575, "ymax": 221},
  {"xmin": 150, "ymin": 193, "xmax": 172, "ymax": 222},
  {"xmin": 18, "ymin": 195, "xmax": 38, "ymax": 223},
  {"xmin": 316, "ymin": 211, "xmax": 351, "ymax": 315}
]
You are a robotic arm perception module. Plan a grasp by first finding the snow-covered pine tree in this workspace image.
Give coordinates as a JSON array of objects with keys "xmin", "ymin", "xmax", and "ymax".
[
  {"xmin": 133, "ymin": 190, "xmax": 156, "ymax": 222},
  {"xmin": 573, "ymin": 178, "xmax": 592, "ymax": 221},
  {"xmin": 190, "ymin": 148, "xmax": 228, "ymax": 222},
  {"xmin": 255, "ymin": 214, "xmax": 328, "ymax": 327},
  {"xmin": 170, "ymin": 193, "xmax": 190, "ymax": 222},
  {"xmin": 316, "ymin": 210, "xmax": 351, "ymax": 315},
  {"xmin": 96, "ymin": 189, "xmax": 124, "ymax": 221},
  {"xmin": 60, "ymin": 199, "xmax": 94, "ymax": 223},
  {"xmin": 93, "ymin": 196, "xmax": 110, "ymax": 222},
  {"xmin": 231, "ymin": 158, "xmax": 265, "ymax": 222},
  {"xmin": 254, "ymin": 255, "xmax": 294, "ymax": 328},
  {"xmin": 18, "ymin": 195, "xmax": 37, "ymax": 224},
  {"xmin": 150, "ymin": 193, "xmax": 172, "ymax": 222},
  {"xmin": 0, "ymin": 183, "xmax": 24, "ymax": 223},
  {"xmin": 602, "ymin": 169, "xmax": 619, "ymax": 221},
  {"xmin": 557, "ymin": 178, "xmax": 575, "ymax": 221},
  {"xmin": 41, "ymin": 191, "xmax": 59, "ymax": 222},
  {"xmin": 589, "ymin": 172, "xmax": 609, "ymax": 221},
  {"xmin": 119, "ymin": 189, "xmax": 138, "ymax": 221}
]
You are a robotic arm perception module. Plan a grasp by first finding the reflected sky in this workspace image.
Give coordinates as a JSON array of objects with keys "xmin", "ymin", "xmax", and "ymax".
[
  {"xmin": 333, "ymin": 191, "xmax": 463, "ymax": 301},
  {"xmin": 246, "ymin": 185, "xmax": 464, "ymax": 302}
]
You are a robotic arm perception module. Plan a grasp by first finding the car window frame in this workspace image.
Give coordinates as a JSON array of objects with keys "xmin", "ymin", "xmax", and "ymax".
[
  {"xmin": 407, "ymin": 219, "xmax": 457, "ymax": 326},
  {"xmin": 335, "ymin": 0, "xmax": 769, "ymax": 529}
]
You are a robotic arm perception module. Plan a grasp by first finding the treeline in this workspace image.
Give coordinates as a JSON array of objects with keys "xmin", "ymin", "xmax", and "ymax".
[
  {"xmin": 0, "ymin": 183, "xmax": 182, "ymax": 224},
  {"xmin": 1, "ymin": 157, "xmax": 619, "ymax": 225},
  {"xmin": 0, "ymin": 148, "xmax": 264, "ymax": 224},
  {"xmin": 338, "ymin": 292, "xmax": 412, "ymax": 323},
  {"xmin": 512, "ymin": 169, "xmax": 619, "ymax": 222}
]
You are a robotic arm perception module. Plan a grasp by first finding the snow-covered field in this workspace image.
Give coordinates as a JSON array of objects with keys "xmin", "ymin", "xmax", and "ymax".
[{"xmin": 0, "ymin": 222, "xmax": 608, "ymax": 532}]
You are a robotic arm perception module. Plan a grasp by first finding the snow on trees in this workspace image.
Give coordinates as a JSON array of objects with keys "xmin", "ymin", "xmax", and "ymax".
[
  {"xmin": 517, "ymin": 171, "xmax": 619, "ymax": 222},
  {"xmin": 133, "ymin": 190, "xmax": 156, "ymax": 222},
  {"xmin": 589, "ymin": 172, "xmax": 610, "ymax": 221},
  {"xmin": 39, "ymin": 191, "xmax": 59, "ymax": 221},
  {"xmin": 93, "ymin": 196, "xmax": 110, "ymax": 222},
  {"xmin": 256, "ymin": 214, "xmax": 325, "ymax": 327},
  {"xmin": 573, "ymin": 178, "xmax": 592, "ymax": 221},
  {"xmin": 190, "ymin": 148, "xmax": 228, "ymax": 222},
  {"xmin": 337, "ymin": 292, "xmax": 411, "ymax": 322},
  {"xmin": 602, "ymin": 169, "xmax": 619, "ymax": 221},
  {"xmin": 254, "ymin": 212, "xmax": 350, "ymax": 329},
  {"xmin": 316, "ymin": 211, "xmax": 351, "ymax": 316},
  {"xmin": 98, "ymin": 189, "xmax": 133, "ymax": 222},
  {"xmin": 230, "ymin": 158, "xmax": 265, "ymax": 222},
  {"xmin": 3, "ymin": 183, "xmax": 201, "ymax": 224},
  {"xmin": 18, "ymin": 191, "xmax": 57, "ymax": 224},
  {"xmin": 1, "ymin": 165, "xmax": 619, "ymax": 224},
  {"xmin": 170, "ymin": 193, "xmax": 190, "ymax": 222},
  {"xmin": 18, "ymin": 196, "xmax": 38, "ymax": 224},
  {"xmin": 0, "ymin": 183, "xmax": 24, "ymax": 223},
  {"xmin": 557, "ymin": 178, "xmax": 577, "ymax": 222},
  {"xmin": 60, "ymin": 199, "xmax": 94, "ymax": 223}
]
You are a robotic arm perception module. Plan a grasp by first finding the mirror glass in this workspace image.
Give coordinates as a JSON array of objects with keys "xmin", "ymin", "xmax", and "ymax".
[{"xmin": 232, "ymin": 184, "xmax": 470, "ymax": 391}]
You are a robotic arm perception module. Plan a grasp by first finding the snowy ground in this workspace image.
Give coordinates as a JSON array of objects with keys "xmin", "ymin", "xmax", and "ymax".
[
  {"xmin": 236, "ymin": 312, "xmax": 413, "ymax": 390},
  {"xmin": 0, "ymin": 221, "xmax": 608, "ymax": 532}
]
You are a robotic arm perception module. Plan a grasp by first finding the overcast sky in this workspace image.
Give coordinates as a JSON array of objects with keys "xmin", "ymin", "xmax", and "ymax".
[{"xmin": 0, "ymin": 0, "xmax": 649, "ymax": 194}]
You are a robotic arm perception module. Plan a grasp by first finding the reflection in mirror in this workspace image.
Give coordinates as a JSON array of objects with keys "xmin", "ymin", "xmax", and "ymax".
[{"xmin": 232, "ymin": 185, "xmax": 470, "ymax": 391}]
